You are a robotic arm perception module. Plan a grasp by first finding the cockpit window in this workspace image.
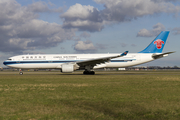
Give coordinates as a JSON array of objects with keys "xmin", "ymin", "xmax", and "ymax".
[{"xmin": 8, "ymin": 59, "xmax": 12, "ymax": 60}]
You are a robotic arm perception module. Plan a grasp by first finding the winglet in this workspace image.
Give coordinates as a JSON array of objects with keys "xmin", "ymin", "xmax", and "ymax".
[{"xmin": 120, "ymin": 51, "xmax": 128, "ymax": 56}]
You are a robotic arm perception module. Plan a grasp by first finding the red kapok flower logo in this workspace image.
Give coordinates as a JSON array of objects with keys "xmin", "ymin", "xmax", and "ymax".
[{"xmin": 154, "ymin": 39, "xmax": 164, "ymax": 49}]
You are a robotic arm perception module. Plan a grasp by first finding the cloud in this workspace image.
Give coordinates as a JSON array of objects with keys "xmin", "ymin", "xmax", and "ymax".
[
  {"xmin": 27, "ymin": 1, "xmax": 51, "ymax": 13},
  {"xmin": 0, "ymin": 0, "xmax": 75, "ymax": 54},
  {"xmin": 172, "ymin": 27, "xmax": 180, "ymax": 35},
  {"xmin": 95, "ymin": 0, "xmax": 180, "ymax": 22},
  {"xmin": 22, "ymin": 51, "xmax": 45, "ymax": 54},
  {"xmin": 151, "ymin": 0, "xmax": 178, "ymax": 2},
  {"xmin": 137, "ymin": 23, "xmax": 165, "ymax": 37},
  {"xmin": 73, "ymin": 40, "xmax": 108, "ymax": 53},
  {"xmin": 131, "ymin": 44, "xmax": 136, "ymax": 47},
  {"xmin": 74, "ymin": 40, "xmax": 97, "ymax": 52},
  {"xmin": 60, "ymin": 0, "xmax": 180, "ymax": 32},
  {"xmin": 1, "ymin": 0, "xmax": 180, "ymax": 55},
  {"xmin": 120, "ymin": 43, "xmax": 128, "ymax": 47},
  {"xmin": 80, "ymin": 32, "xmax": 91, "ymax": 38},
  {"xmin": 61, "ymin": 3, "xmax": 104, "ymax": 32},
  {"xmin": 96, "ymin": 43, "xmax": 107, "ymax": 50},
  {"xmin": 27, "ymin": 1, "xmax": 63, "ymax": 13}
]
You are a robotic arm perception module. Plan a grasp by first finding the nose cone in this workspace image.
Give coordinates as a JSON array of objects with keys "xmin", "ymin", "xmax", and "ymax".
[
  {"xmin": 3, "ymin": 61, "xmax": 8, "ymax": 66},
  {"xmin": 3, "ymin": 61, "xmax": 6, "ymax": 65}
]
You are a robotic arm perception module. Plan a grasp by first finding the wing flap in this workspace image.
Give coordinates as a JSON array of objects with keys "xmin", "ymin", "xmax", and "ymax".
[{"xmin": 76, "ymin": 51, "xmax": 128, "ymax": 67}]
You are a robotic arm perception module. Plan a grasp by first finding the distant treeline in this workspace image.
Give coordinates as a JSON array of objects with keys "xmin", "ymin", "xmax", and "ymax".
[{"xmin": 129, "ymin": 66, "xmax": 180, "ymax": 70}]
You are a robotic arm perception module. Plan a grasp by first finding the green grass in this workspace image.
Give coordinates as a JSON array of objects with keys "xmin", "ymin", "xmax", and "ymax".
[{"xmin": 0, "ymin": 71, "xmax": 180, "ymax": 120}]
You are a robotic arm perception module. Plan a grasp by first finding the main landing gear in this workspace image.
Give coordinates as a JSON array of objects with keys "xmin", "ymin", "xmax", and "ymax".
[
  {"xmin": 83, "ymin": 66, "xmax": 95, "ymax": 75},
  {"xmin": 83, "ymin": 70, "xmax": 95, "ymax": 75},
  {"xmin": 19, "ymin": 69, "xmax": 23, "ymax": 75}
]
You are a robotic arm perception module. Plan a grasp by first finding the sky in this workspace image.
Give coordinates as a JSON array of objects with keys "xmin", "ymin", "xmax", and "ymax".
[{"xmin": 0, "ymin": 0, "xmax": 180, "ymax": 67}]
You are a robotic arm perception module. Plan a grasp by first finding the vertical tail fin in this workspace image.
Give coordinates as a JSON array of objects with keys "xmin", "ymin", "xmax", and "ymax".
[{"xmin": 139, "ymin": 31, "xmax": 169, "ymax": 53}]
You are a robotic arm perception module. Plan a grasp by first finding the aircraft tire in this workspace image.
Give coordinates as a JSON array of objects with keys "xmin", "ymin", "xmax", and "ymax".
[
  {"xmin": 90, "ymin": 71, "xmax": 95, "ymax": 75},
  {"xmin": 19, "ymin": 72, "xmax": 23, "ymax": 75},
  {"xmin": 83, "ymin": 71, "xmax": 95, "ymax": 75}
]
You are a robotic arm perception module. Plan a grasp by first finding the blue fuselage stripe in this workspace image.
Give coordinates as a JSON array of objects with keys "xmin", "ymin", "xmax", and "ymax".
[{"xmin": 3, "ymin": 59, "xmax": 135, "ymax": 65}]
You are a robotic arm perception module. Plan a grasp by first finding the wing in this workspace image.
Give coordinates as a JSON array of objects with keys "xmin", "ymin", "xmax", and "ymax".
[
  {"xmin": 152, "ymin": 51, "xmax": 175, "ymax": 59},
  {"xmin": 76, "ymin": 51, "xmax": 128, "ymax": 67}
]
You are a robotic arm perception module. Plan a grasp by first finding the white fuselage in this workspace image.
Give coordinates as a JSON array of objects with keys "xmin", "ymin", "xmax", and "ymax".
[{"xmin": 3, "ymin": 53, "xmax": 155, "ymax": 69}]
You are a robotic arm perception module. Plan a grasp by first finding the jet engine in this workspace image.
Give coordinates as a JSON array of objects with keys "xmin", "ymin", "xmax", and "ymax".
[{"xmin": 61, "ymin": 64, "xmax": 79, "ymax": 73}]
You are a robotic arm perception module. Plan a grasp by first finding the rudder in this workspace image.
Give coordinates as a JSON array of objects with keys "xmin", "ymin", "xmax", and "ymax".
[{"xmin": 139, "ymin": 31, "xmax": 169, "ymax": 53}]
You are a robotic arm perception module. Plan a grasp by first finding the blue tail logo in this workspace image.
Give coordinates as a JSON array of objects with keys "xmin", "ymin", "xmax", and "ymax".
[{"xmin": 139, "ymin": 31, "xmax": 169, "ymax": 53}]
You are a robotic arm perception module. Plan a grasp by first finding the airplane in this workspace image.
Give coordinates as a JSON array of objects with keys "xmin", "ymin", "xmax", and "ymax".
[{"xmin": 3, "ymin": 31, "xmax": 175, "ymax": 75}]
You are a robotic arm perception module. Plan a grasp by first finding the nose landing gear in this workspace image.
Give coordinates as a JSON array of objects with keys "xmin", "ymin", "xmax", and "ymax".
[{"xmin": 19, "ymin": 69, "xmax": 23, "ymax": 75}]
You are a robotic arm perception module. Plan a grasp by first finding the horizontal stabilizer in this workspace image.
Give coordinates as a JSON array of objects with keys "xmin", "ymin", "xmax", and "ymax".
[{"xmin": 152, "ymin": 51, "xmax": 175, "ymax": 59}]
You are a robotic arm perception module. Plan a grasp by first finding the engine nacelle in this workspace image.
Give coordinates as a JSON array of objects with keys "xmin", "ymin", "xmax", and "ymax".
[{"xmin": 61, "ymin": 64, "xmax": 74, "ymax": 73}]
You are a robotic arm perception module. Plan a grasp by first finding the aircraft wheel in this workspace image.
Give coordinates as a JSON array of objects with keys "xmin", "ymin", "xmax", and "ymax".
[
  {"xmin": 19, "ymin": 72, "xmax": 23, "ymax": 75},
  {"xmin": 83, "ymin": 71, "xmax": 88, "ymax": 75},
  {"xmin": 83, "ymin": 71, "xmax": 95, "ymax": 75},
  {"xmin": 90, "ymin": 71, "xmax": 95, "ymax": 75}
]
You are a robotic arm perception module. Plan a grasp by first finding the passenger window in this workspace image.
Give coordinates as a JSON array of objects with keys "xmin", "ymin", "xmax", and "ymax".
[
  {"xmin": 30, "ymin": 56, "xmax": 33, "ymax": 58},
  {"xmin": 26, "ymin": 56, "xmax": 29, "ymax": 58}
]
